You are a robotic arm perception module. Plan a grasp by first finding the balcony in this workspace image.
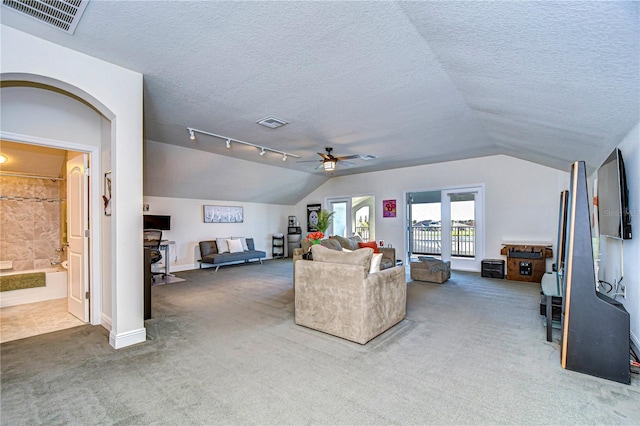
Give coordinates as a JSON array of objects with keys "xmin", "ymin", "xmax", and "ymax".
[
  {"xmin": 355, "ymin": 226, "xmax": 370, "ymax": 241},
  {"xmin": 411, "ymin": 225, "xmax": 475, "ymax": 258}
]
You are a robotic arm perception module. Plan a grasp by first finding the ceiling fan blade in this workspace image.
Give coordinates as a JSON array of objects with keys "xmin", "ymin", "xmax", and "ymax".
[
  {"xmin": 336, "ymin": 155, "xmax": 360, "ymax": 160},
  {"xmin": 315, "ymin": 162, "xmax": 324, "ymax": 170},
  {"xmin": 318, "ymin": 153, "xmax": 330, "ymax": 160}
]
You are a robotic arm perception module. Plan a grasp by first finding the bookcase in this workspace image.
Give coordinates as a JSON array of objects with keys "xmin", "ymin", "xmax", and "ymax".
[{"xmin": 272, "ymin": 234, "xmax": 284, "ymax": 259}]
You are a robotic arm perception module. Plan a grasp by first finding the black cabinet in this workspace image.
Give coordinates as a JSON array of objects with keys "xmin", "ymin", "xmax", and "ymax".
[{"xmin": 481, "ymin": 259, "xmax": 505, "ymax": 278}]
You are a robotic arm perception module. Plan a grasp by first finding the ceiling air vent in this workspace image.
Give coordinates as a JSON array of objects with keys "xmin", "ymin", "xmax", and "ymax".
[
  {"xmin": 257, "ymin": 116, "xmax": 288, "ymax": 129},
  {"xmin": 2, "ymin": 0, "xmax": 89, "ymax": 35}
]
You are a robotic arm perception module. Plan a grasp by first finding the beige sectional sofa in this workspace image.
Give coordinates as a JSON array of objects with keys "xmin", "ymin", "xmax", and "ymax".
[{"xmin": 294, "ymin": 245, "xmax": 407, "ymax": 345}]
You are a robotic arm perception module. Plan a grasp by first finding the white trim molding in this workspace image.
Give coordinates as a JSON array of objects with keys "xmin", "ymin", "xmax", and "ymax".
[{"xmin": 109, "ymin": 328, "xmax": 146, "ymax": 349}]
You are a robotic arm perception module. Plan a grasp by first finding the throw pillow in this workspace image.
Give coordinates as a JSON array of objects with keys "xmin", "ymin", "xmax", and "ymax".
[
  {"xmin": 227, "ymin": 239, "xmax": 244, "ymax": 253},
  {"xmin": 332, "ymin": 235, "xmax": 356, "ymax": 251},
  {"xmin": 216, "ymin": 238, "xmax": 230, "ymax": 254},
  {"xmin": 320, "ymin": 238, "xmax": 342, "ymax": 251},
  {"xmin": 358, "ymin": 241, "xmax": 380, "ymax": 253},
  {"xmin": 233, "ymin": 237, "xmax": 249, "ymax": 251},
  {"xmin": 311, "ymin": 245, "xmax": 373, "ymax": 275},
  {"xmin": 369, "ymin": 253, "xmax": 383, "ymax": 274}
]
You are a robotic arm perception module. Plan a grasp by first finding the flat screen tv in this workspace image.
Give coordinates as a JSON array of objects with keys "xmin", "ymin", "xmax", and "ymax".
[
  {"xmin": 597, "ymin": 149, "xmax": 632, "ymax": 240},
  {"xmin": 143, "ymin": 215, "xmax": 171, "ymax": 231}
]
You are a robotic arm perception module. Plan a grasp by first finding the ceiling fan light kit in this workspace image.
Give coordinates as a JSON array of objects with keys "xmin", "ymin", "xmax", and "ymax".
[
  {"xmin": 298, "ymin": 147, "xmax": 374, "ymax": 172},
  {"xmin": 186, "ymin": 127, "xmax": 299, "ymax": 161},
  {"xmin": 323, "ymin": 159, "xmax": 337, "ymax": 171}
]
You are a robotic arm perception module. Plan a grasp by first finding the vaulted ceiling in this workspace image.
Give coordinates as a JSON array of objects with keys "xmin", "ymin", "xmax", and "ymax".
[{"xmin": 1, "ymin": 1, "xmax": 638, "ymax": 203}]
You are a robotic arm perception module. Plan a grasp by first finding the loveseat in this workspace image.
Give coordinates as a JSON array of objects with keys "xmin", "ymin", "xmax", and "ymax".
[
  {"xmin": 294, "ymin": 245, "xmax": 407, "ymax": 344},
  {"xmin": 198, "ymin": 237, "xmax": 266, "ymax": 271}
]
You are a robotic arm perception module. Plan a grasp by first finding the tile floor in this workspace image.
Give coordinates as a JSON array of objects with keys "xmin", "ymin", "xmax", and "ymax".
[{"xmin": 0, "ymin": 298, "xmax": 85, "ymax": 343}]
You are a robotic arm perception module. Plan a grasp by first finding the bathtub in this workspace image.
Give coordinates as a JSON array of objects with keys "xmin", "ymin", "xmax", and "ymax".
[{"xmin": 0, "ymin": 267, "xmax": 68, "ymax": 308}]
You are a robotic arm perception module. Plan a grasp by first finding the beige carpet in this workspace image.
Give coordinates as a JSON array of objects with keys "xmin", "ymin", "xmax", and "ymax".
[{"xmin": 1, "ymin": 259, "xmax": 638, "ymax": 425}]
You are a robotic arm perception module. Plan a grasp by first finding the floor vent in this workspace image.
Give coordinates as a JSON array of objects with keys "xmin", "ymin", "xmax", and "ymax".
[{"xmin": 2, "ymin": 0, "xmax": 89, "ymax": 34}]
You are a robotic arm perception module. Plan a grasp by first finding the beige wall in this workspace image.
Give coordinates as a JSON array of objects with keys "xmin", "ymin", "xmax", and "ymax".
[{"xmin": 0, "ymin": 175, "xmax": 63, "ymax": 271}]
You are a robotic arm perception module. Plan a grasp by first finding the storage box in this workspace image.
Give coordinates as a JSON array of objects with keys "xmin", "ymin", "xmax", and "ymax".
[{"xmin": 481, "ymin": 259, "xmax": 505, "ymax": 278}]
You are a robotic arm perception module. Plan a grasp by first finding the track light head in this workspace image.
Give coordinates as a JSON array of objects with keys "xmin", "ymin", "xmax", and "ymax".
[
  {"xmin": 282, "ymin": 154, "xmax": 287, "ymax": 161},
  {"xmin": 260, "ymin": 148, "xmax": 266, "ymax": 156},
  {"xmin": 188, "ymin": 129, "xmax": 195, "ymax": 140},
  {"xmin": 225, "ymin": 139, "xmax": 231, "ymax": 148}
]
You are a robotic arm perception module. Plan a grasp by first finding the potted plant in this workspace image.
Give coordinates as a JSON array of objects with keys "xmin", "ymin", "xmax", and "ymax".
[{"xmin": 316, "ymin": 209, "xmax": 334, "ymax": 234}]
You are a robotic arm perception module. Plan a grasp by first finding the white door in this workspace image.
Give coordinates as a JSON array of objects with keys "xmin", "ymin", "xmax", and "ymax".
[
  {"xmin": 66, "ymin": 152, "xmax": 89, "ymax": 321},
  {"xmin": 443, "ymin": 186, "xmax": 484, "ymax": 271}
]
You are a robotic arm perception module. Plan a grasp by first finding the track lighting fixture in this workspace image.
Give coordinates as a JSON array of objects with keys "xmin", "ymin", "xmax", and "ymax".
[{"xmin": 186, "ymin": 127, "xmax": 299, "ymax": 161}]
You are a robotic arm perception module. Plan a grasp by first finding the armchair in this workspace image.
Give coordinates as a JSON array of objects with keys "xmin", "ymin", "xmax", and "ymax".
[{"xmin": 294, "ymin": 245, "xmax": 407, "ymax": 344}]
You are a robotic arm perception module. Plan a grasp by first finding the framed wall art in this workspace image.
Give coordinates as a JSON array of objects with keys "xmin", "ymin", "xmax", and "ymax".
[
  {"xmin": 204, "ymin": 205, "xmax": 243, "ymax": 223},
  {"xmin": 103, "ymin": 171, "xmax": 112, "ymax": 216},
  {"xmin": 383, "ymin": 199, "xmax": 396, "ymax": 218},
  {"xmin": 307, "ymin": 203, "xmax": 321, "ymax": 232}
]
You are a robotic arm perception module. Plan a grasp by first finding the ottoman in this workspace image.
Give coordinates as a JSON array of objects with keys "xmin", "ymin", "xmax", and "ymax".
[{"xmin": 410, "ymin": 257, "xmax": 451, "ymax": 283}]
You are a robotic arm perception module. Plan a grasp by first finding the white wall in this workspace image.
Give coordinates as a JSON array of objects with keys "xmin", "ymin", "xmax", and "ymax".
[
  {"xmin": 1, "ymin": 25, "xmax": 145, "ymax": 349},
  {"xmin": 598, "ymin": 123, "xmax": 639, "ymax": 350},
  {"xmin": 294, "ymin": 155, "xmax": 569, "ymax": 271},
  {"xmin": 143, "ymin": 196, "xmax": 293, "ymax": 271}
]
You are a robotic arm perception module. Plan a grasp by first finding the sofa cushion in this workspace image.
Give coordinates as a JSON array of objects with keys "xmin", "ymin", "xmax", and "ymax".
[
  {"xmin": 233, "ymin": 237, "xmax": 249, "ymax": 251},
  {"xmin": 331, "ymin": 235, "xmax": 362, "ymax": 251},
  {"xmin": 369, "ymin": 253, "xmax": 383, "ymax": 274},
  {"xmin": 216, "ymin": 238, "xmax": 231, "ymax": 253},
  {"xmin": 358, "ymin": 241, "xmax": 380, "ymax": 253},
  {"xmin": 227, "ymin": 239, "xmax": 244, "ymax": 253},
  {"xmin": 199, "ymin": 240, "xmax": 217, "ymax": 256},
  {"xmin": 320, "ymin": 238, "xmax": 342, "ymax": 251},
  {"xmin": 311, "ymin": 245, "xmax": 373, "ymax": 276}
]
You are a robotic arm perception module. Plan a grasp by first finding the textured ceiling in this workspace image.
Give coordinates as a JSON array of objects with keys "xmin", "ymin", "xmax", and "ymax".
[{"xmin": 1, "ymin": 1, "xmax": 638, "ymax": 202}]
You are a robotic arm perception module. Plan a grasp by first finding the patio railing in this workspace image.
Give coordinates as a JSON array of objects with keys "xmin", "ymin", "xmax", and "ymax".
[
  {"xmin": 355, "ymin": 226, "xmax": 370, "ymax": 241},
  {"xmin": 411, "ymin": 225, "xmax": 475, "ymax": 257}
]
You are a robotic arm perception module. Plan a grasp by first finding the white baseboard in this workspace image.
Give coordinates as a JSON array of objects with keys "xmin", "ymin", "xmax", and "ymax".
[{"xmin": 109, "ymin": 327, "xmax": 146, "ymax": 349}]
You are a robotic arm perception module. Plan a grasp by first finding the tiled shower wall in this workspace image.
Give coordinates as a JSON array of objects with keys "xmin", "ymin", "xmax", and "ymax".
[{"xmin": 0, "ymin": 176, "xmax": 64, "ymax": 271}]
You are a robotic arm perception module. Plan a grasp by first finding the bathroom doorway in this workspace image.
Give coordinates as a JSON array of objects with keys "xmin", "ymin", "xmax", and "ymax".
[{"xmin": 0, "ymin": 140, "xmax": 92, "ymax": 340}]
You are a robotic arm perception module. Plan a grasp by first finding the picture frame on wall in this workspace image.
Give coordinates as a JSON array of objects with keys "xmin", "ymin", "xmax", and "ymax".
[
  {"xmin": 307, "ymin": 203, "xmax": 321, "ymax": 232},
  {"xmin": 383, "ymin": 199, "xmax": 396, "ymax": 218},
  {"xmin": 103, "ymin": 171, "xmax": 112, "ymax": 216},
  {"xmin": 204, "ymin": 205, "xmax": 243, "ymax": 223}
]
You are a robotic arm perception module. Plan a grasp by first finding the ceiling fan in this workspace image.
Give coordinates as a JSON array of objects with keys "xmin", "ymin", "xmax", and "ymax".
[{"xmin": 298, "ymin": 147, "xmax": 374, "ymax": 172}]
